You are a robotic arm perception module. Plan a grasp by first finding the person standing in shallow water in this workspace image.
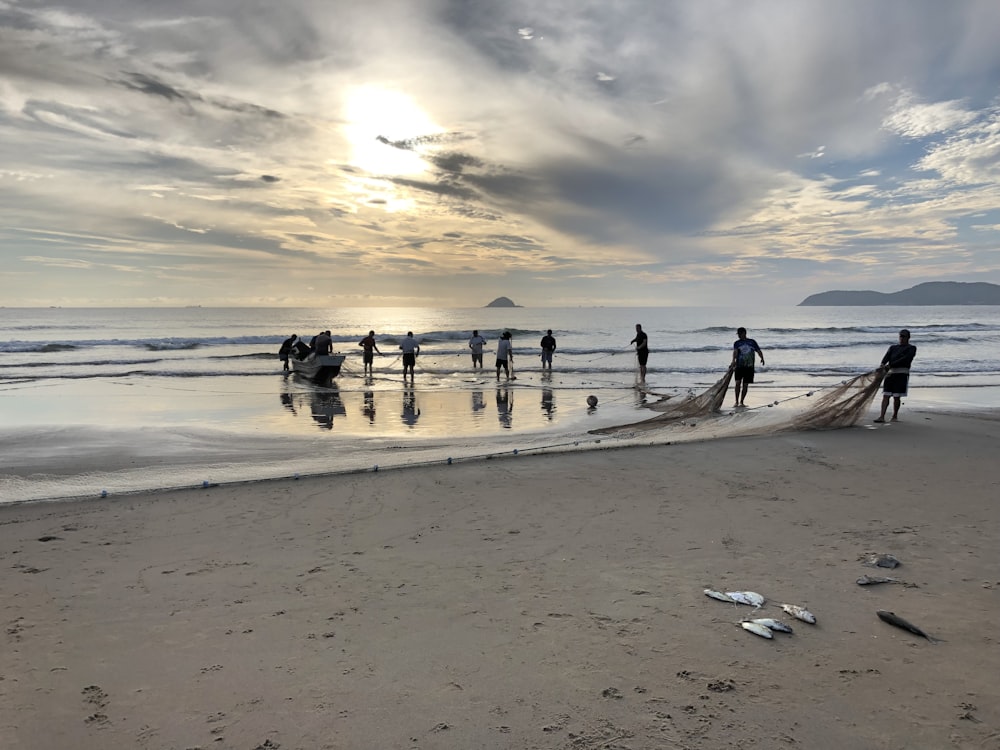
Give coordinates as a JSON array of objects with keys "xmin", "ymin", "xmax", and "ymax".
[
  {"xmin": 496, "ymin": 331, "xmax": 513, "ymax": 381},
  {"xmin": 875, "ymin": 329, "xmax": 917, "ymax": 422},
  {"xmin": 539, "ymin": 329, "xmax": 556, "ymax": 370},
  {"xmin": 468, "ymin": 329, "xmax": 487, "ymax": 369},
  {"xmin": 400, "ymin": 332, "xmax": 420, "ymax": 381},
  {"xmin": 630, "ymin": 324, "xmax": 649, "ymax": 381},
  {"xmin": 732, "ymin": 327, "xmax": 765, "ymax": 407},
  {"xmin": 278, "ymin": 334, "xmax": 297, "ymax": 371},
  {"xmin": 358, "ymin": 330, "xmax": 381, "ymax": 376}
]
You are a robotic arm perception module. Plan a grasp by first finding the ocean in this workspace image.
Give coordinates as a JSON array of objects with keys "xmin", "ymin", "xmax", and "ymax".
[{"xmin": 3, "ymin": 305, "xmax": 999, "ymax": 503}]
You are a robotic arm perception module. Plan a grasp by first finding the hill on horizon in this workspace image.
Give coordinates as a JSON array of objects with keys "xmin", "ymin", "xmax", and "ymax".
[
  {"xmin": 799, "ymin": 281, "xmax": 1000, "ymax": 306},
  {"xmin": 485, "ymin": 296, "xmax": 520, "ymax": 308}
]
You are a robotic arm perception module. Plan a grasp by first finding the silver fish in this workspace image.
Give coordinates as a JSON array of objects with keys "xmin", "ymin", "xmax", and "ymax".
[
  {"xmin": 750, "ymin": 617, "xmax": 793, "ymax": 634},
  {"xmin": 725, "ymin": 591, "xmax": 766, "ymax": 607},
  {"xmin": 780, "ymin": 603, "xmax": 817, "ymax": 624},
  {"xmin": 704, "ymin": 588, "xmax": 733, "ymax": 602},
  {"xmin": 740, "ymin": 621, "xmax": 773, "ymax": 639}
]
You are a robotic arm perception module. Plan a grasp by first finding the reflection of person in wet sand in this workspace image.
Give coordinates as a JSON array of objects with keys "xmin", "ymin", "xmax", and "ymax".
[
  {"xmin": 280, "ymin": 392, "xmax": 297, "ymax": 415},
  {"xmin": 401, "ymin": 387, "xmax": 420, "ymax": 427},
  {"xmin": 471, "ymin": 390, "xmax": 486, "ymax": 413},
  {"xmin": 496, "ymin": 386, "xmax": 514, "ymax": 429},
  {"xmin": 363, "ymin": 390, "xmax": 376, "ymax": 424},
  {"xmin": 541, "ymin": 387, "xmax": 555, "ymax": 420},
  {"xmin": 310, "ymin": 388, "xmax": 346, "ymax": 430}
]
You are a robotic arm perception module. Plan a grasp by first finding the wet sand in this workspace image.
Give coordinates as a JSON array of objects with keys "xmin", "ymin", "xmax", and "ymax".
[{"xmin": 2, "ymin": 410, "xmax": 999, "ymax": 749}]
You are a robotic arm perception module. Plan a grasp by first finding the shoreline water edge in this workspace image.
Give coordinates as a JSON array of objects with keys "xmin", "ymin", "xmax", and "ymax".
[{"xmin": 3, "ymin": 305, "xmax": 1000, "ymax": 503}]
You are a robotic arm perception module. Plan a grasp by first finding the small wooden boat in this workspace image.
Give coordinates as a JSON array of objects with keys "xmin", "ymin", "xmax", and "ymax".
[{"xmin": 291, "ymin": 352, "xmax": 346, "ymax": 384}]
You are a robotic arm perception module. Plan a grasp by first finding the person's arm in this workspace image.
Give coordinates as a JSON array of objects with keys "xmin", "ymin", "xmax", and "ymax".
[
  {"xmin": 880, "ymin": 346, "xmax": 893, "ymax": 368},
  {"xmin": 756, "ymin": 344, "xmax": 765, "ymax": 366}
]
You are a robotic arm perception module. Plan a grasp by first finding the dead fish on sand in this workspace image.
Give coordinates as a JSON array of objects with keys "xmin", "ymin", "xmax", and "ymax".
[
  {"xmin": 860, "ymin": 552, "xmax": 901, "ymax": 569},
  {"xmin": 740, "ymin": 621, "xmax": 773, "ymax": 639},
  {"xmin": 780, "ymin": 604, "xmax": 817, "ymax": 624},
  {"xmin": 876, "ymin": 610, "xmax": 939, "ymax": 643},
  {"xmin": 748, "ymin": 618, "xmax": 793, "ymax": 634},
  {"xmin": 725, "ymin": 591, "xmax": 766, "ymax": 608},
  {"xmin": 856, "ymin": 575, "xmax": 901, "ymax": 586},
  {"xmin": 704, "ymin": 589, "xmax": 734, "ymax": 602}
]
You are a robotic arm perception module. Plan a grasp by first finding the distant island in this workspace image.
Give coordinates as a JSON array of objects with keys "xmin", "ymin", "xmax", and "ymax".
[
  {"xmin": 799, "ymin": 281, "xmax": 1000, "ymax": 306},
  {"xmin": 485, "ymin": 296, "xmax": 520, "ymax": 308}
]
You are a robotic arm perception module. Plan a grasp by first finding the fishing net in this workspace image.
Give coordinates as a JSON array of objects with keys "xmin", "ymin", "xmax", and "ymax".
[
  {"xmin": 647, "ymin": 365, "xmax": 735, "ymax": 417},
  {"xmin": 593, "ymin": 366, "xmax": 734, "ymax": 434},
  {"xmin": 596, "ymin": 366, "xmax": 885, "ymax": 436},
  {"xmin": 790, "ymin": 368, "xmax": 885, "ymax": 430}
]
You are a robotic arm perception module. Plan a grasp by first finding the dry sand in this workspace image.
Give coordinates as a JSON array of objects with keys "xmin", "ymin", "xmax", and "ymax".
[{"xmin": 2, "ymin": 410, "xmax": 999, "ymax": 750}]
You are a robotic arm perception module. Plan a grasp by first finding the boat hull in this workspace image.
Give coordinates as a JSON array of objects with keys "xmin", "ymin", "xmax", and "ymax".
[{"xmin": 291, "ymin": 353, "xmax": 346, "ymax": 384}]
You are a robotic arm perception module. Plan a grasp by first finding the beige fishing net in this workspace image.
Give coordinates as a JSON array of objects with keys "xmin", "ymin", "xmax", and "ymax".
[
  {"xmin": 595, "ymin": 366, "xmax": 884, "ymax": 435},
  {"xmin": 790, "ymin": 368, "xmax": 885, "ymax": 430},
  {"xmin": 593, "ymin": 367, "xmax": 734, "ymax": 434}
]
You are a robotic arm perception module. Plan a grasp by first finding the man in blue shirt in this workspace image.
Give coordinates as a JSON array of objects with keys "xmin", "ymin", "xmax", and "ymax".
[{"xmin": 732, "ymin": 327, "xmax": 765, "ymax": 407}]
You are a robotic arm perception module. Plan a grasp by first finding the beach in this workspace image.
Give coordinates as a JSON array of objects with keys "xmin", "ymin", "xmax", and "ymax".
[{"xmin": 3, "ymin": 409, "xmax": 999, "ymax": 750}]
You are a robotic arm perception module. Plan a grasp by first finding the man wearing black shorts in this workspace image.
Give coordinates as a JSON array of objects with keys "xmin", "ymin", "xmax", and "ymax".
[
  {"xmin": 358, "ymin": 330, "xmax": 381, "ymax": 376},
  {"xmin": 630, "ymin": 323, "xmax": 649, "ymax": 381},
  {"xmin": 875, "ymin": 329, "xmax": 917, "ymax": 422},
  {"xmin": 732, "ymin": 327, "xmax": 765, "ymax": 407},
  {"xmin": 399, "ymin": 331, "xmax": 420, "ymax": 381}
]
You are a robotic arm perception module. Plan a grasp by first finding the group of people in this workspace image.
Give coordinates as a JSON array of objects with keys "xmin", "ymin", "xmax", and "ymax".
[
  {"xmin": 277, "ymin": 332, "xmax": 330, "ymax": 370},
  {"xmin": 730, "ymin": 326, "xmax": 917, "ymax": 420},
  {"xmin": 280, "ymin": 324, "xmax": 917, "ymax": 422},
  {"xmin": 470, "ymin": 329, "xmax": 557, "ymax": 381},
  {"xmin": 358, "ymin": 330, "xmax": 420, "ymax": 380}
]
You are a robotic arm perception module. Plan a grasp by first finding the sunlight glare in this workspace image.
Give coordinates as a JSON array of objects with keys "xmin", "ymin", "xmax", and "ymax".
[{"xmin": 343, "ymin": 86, "xmax": 441, "ymax": 176}]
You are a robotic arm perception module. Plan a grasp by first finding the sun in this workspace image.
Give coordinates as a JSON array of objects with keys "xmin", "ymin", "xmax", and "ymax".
[{"xmin": 342, "ymin": 86, "xmax": 442, "ymax": 176}]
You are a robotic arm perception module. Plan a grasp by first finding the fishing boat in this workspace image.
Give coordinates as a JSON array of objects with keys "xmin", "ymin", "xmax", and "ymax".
[{"xmin": 290, "ymin": 352, "xmax": 346, "ymax": 384}]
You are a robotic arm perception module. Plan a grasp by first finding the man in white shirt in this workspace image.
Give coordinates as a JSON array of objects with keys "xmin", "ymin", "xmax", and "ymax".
[
  {"xmin": 468, "ymin": 330, "xmax": 487, "ymax": 369},
  {"xmin": 495, "ymin": 331, "xmax": 513, "ymax": 381},
  {"xmin": 400, "ymin": 332, "xmax": 420, "ymax": 380}
]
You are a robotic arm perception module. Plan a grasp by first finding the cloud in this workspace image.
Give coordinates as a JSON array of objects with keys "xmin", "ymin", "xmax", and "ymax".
[{"xmin": 2, "ymin": 0, "xmax": 1000, "ymax": 306}]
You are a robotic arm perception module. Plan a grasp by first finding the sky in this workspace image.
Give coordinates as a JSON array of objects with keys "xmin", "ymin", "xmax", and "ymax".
[{"xmin": 2, "ymin": 0, "xmax": 1000, "ymax": 308}]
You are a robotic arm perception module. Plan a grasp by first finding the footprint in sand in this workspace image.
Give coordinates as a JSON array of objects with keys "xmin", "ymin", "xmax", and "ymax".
[{"xmin": 82, "ymin": 685, "xmax": 109, "ymax": 708}]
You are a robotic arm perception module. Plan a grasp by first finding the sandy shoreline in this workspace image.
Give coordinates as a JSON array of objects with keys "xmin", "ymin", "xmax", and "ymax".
[{"xmin": 3, "ymin": 410, "xmax": 999, "ymax": 749}]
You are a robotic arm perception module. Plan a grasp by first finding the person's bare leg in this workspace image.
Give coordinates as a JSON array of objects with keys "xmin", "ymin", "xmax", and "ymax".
[
  {"xmin": 733, "ymin": 381, "xmax": 741, "ymax": 406},
  {"xmin": 891, "ymin": 397, "xmax": 901, "ymax": 420},
  {"xmin": 874, "ymin": 395, "xmax": 889, "ymax": 422}
]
